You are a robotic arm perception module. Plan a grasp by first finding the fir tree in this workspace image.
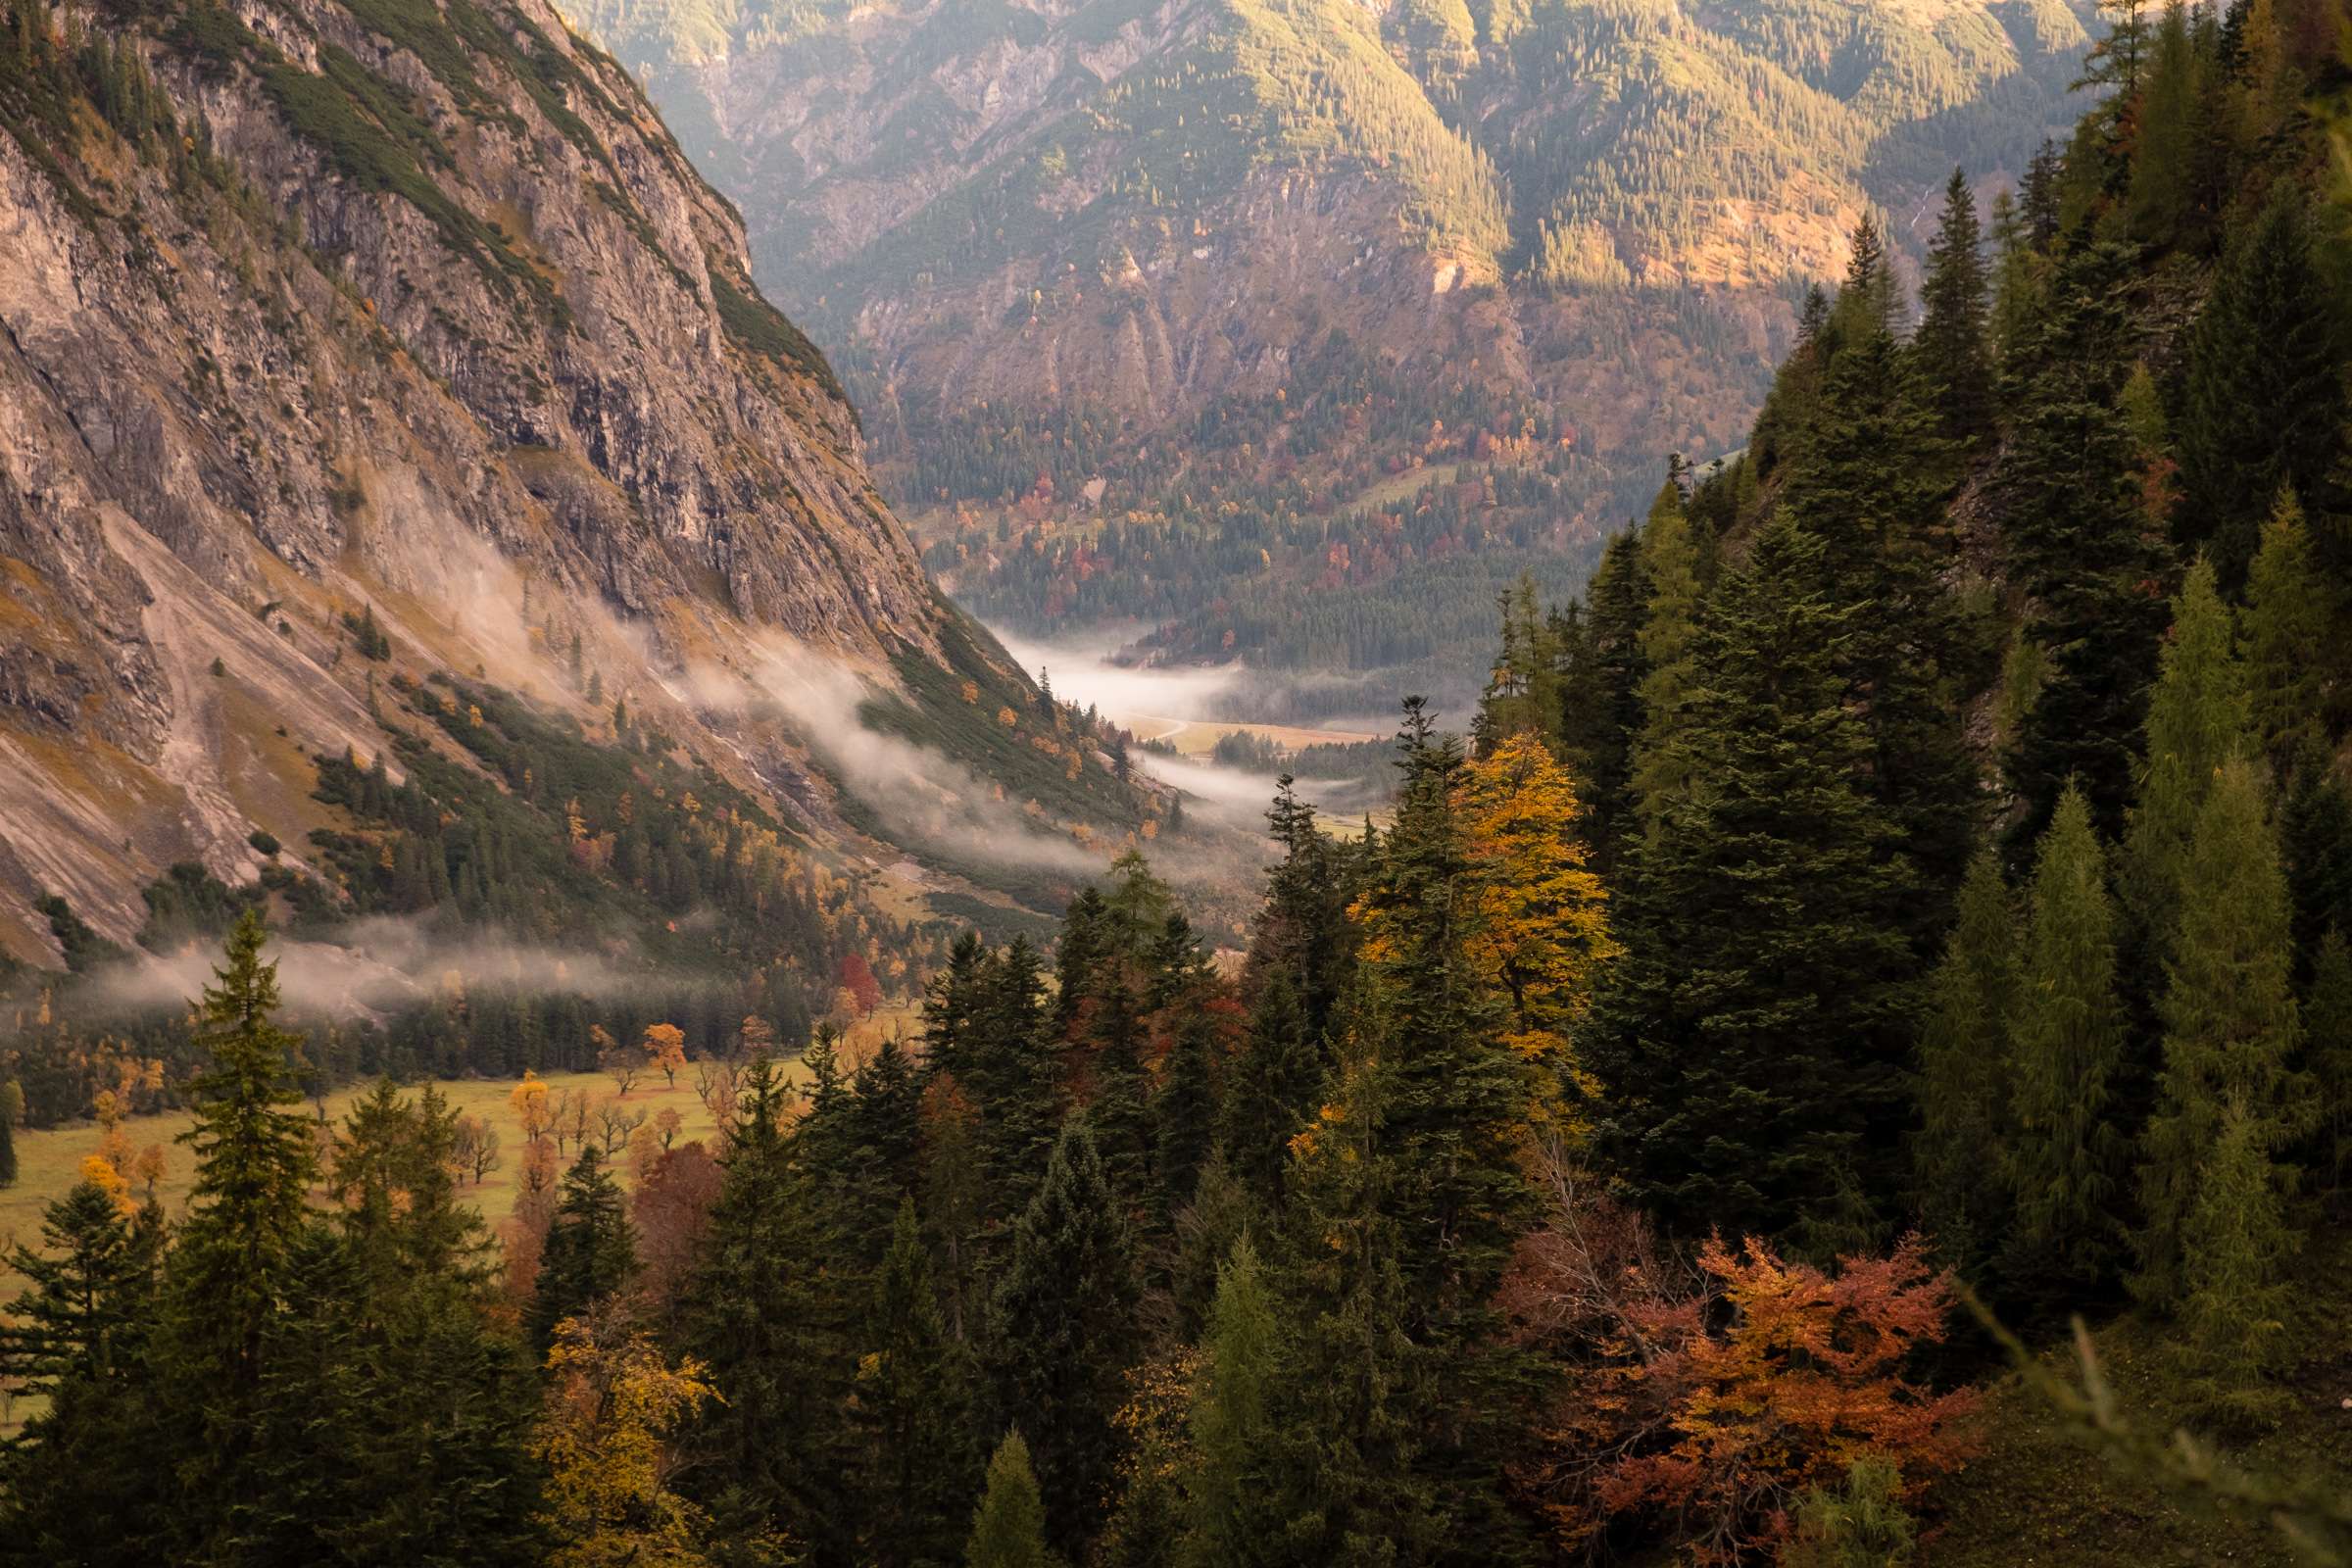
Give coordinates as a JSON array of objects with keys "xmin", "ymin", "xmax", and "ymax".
[
  {"xmin": 1587, "ymin": 521, "xmax": 1913, "ymax": 1241},
  {"xmin": 987, "ymin": 1121, "xmax": 1138, "ymax": 1558},
  {"xmin": 2176, "ymin": 186, "xmax": 2347, "ymax": 589},
  {"xmin": 965, "ymin": 1431, "xmax": 1054, "ymax": 1568},
  {"xmin": 2001, "ymin": 785, "xmax": 2129, "ymax": 1300},
  {"xmin": 527, "ymin": 1145, "xmax": 637, "ymax": 1356},
  {"xmin": 1630, "ymin": 477, "xmax": 1704, "ymax": 839},
  {"xmin": 858, "ymin": 1199, "xmax": 980, "ymax": 1568},
  {"xmin": 1997, "ymin": 241, "xmax": 2168, "ymax": 846},
  {"xmin": 1566, "ymin": 528, "xmax": 1650, "ymax": 867},
  {"xmin": 2135, "ymin": 758, "xmax": 2305, "ymax": 1309},
  {"xmin": 1913, "ymin": 168, "xmax": 1995, "ymax": 452},
  {"xmin": 1180, "ymin": 1236, "xmax": 1279, "ymax": 1568},
  {"xmin": 1913, "ymin": 850, "xmax": 2018, "ymax": 1275}
]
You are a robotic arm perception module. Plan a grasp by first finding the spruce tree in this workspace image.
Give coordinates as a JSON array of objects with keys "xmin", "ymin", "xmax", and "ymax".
[
  {"xmin": 2126, "ymin": 0, "xmax": 2202, "ymax": 247},
  {"xmin": 526, "ymin": 1146, "xmax": 636, "ymax": 1356},
  {"xmin": 1180, "ymin": 1237, "xmax": 1279, "ymax": 1568},
  {"xmin": 686, "ymin": 1054, "xmax": 851, "ymax": 1550},
  {"xmin": 2284, "ymin": 748, "xmax": 2352, "ymax": 973},
  {"xmin": 1913, "ymin": 850, "xmax": 2018, "ymax": 1275},
  {"xmin": 1587, "ymin": 520, "xmax": 1913, "ymax": 1240},
  {"xmin": 2135, "ymin": 758, "xmax": 2304, "ymax": 1309},
  {"xmin": 858, "ymin": 1199, "xmax": 980, "ymax": 1568},
  {"xmin": 1630, "ymin": 476, "xmax": 1703, "ymax": 840},
  {"xmin": 1997, "ymin": 241, "xmax": 2169, "ymax": 845},
  {"xmin": 145, "ymin": 909, "xmax": 321, "ymax": 1558},
  {"xmin": 1567, "ymin": 528, "xmax": 1650, "ymax": 866},
  {"xmin": 1913, "ymin": 168, "xmax": 1995, "ymax": 452},
  {"xmin": 987, "ymin": 1121, "xmax": 1138, "ymax": 1558},
  {"xmin": 965, "ymin": 1431, "xmax": 1054, "ymax": 1568},
  {"xmin": 2177, "ymin": 187, "xmax": 2347, "ymax": 589},
  {"xmin": 2000, "ymin": 785, "xmax": 2129, "ymax": 1300}
]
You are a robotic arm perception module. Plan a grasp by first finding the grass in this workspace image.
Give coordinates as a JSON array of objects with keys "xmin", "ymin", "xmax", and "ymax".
[
  {"xmin": 0, "ymin": 1068, "xmax": 752, "ymax": 1298},
  {"xmin": 1922, "ymin": 1226, "xmax": 2352, "ymax": 1566}
]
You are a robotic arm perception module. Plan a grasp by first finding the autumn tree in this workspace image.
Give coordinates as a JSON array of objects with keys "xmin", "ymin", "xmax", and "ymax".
[
  {"xmin": 642, "ymin": 1022, "xmax": 688, "ymax": 1091},
  {"xmin": 1455, "ymin": 730, "xmax": 1618, "ymax": 1135},
  {"xmin": 965, "ymin": 1431, "xmax": 1054, "ymax": 1568}
]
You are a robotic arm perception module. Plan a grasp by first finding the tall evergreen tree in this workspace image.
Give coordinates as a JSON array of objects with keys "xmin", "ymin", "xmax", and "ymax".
[
  {"xmin": 965, "ymin": 1432, "xmax": 1054, "ymax": 1568},
  {"xmin": 2179, "ymin": 1098, "xmax": 2299, "ymax": 1383},
  {"xmin": 2306, "ymin": 930, "xmax": 2352, "ymax": 1194},
  {"xmin": 2001, "ymin": 785, "xmax": 2130, "ymax": 1301},
  {"xmin": 1565, "ymin": 528, "xmax": 1651, "ymax": 867},
  {"xmin": 2241, "ymin": 490, "xmax": 2337, "ymax": 772},
  {"xmin": 2135, "ymin": 758, "xmax": 2305, "ymax": 1308},
  {"xmin": 2121, "ymin": 558, "xmax": 2252, "ymax": 960},
  {"xmin": 1913, "ymin": 850, "xmax": 2018, "ymax": 1274},
  {"xmin": 2176, "ymin": 186, "xmax": 2346, "ymax": 589},
  {"xmin": 1180, "ymin": 1237, "xmax": 1279, "ymax": 1568},
  {"xmin": 526, "ymin": 1146, "xmax": 636, "ymax": 1356},
  {"xmin": 987, "ymin": 1121, "xmax": 1138, "ymax": 1558},
  {"xmin": 1587, "ymin": 520, "xmax": 1913, "ymax": 1241},
  {"xmin": 857, "ymin": 1199, "xmax": 980, "ymax": 1568},
  {"xmin": 150, "ymin": 909, "xmax": 323, "ymax": 1559},
  {"xmin": 1913, "ymin": 168, "xmax": 1995, "ymax": 452},
  {"xmin": 1630, "ymin": 477, "xmax": 1704, "ymax": 840},
  {"xmin": 1997, "ymin": 241, "xmax": 2169, "ymax": 845}
]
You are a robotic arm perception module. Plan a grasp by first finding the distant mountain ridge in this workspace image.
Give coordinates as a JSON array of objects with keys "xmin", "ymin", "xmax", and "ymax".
[{"xmin": 568, "ymin": 0, "xmax": 2094, "ymax": 713}]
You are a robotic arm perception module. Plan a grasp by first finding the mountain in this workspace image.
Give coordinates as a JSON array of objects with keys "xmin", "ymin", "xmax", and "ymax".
[
  {"xmin": 0, "ymin": 0, "xmax": 1166, "ymax": 1017},
  {"xmin": 570, "ymin": 0, "xmax": 2094, "ymax": 715}
]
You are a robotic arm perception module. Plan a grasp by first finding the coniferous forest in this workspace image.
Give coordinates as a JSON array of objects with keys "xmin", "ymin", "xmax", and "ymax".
[{"xmin": 11, "ymin": 0, "xmax": 2352, "ymax": 1564}]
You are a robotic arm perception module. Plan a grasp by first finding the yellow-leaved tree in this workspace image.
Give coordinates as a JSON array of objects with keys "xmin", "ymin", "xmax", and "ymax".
[{"xmin": 1455, "ymin": 731, "xmax": 1620, "ymax": 1135}]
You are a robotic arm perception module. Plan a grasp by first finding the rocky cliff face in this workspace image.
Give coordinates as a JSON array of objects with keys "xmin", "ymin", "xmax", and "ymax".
[{"xmin": 0, "ymin": 0, "xmax": 1137, "ymax": 958}]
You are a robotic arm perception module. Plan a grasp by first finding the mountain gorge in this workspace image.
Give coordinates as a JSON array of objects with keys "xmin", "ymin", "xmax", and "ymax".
[
  {"xmin": 0, "ymin": 0, "xmax": 1164, "ymax": 1019},
  {"xmin": 581, "ymin": 0, "xmax": 2095, "ymax": 713}
]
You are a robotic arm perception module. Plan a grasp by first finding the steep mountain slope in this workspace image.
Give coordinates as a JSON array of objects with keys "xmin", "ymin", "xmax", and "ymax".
[
  {"xmin": 570, "ymin": 0, "xmax": 2092, "ymax": 715},
  {"xmin": 0, "ymin": 0, "xmax": 1161, "ymax": 985}
]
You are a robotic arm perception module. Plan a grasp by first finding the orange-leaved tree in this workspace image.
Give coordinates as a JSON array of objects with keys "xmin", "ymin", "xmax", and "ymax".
[
  {"xmin": 1455, "ymin": 731, "xmax": 1620, "ymax": 1134},
  {"xmin": 1504, "ymin": 1150, "xmax": 1980, "ymax": 1564},
  {"xmin": 641, "ymin": 1023, "xmax": 687, "ymax": 1090}
]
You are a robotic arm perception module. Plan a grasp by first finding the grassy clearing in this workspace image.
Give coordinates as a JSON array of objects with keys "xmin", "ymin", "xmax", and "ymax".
[
  {"xmin": 0, "ymin": 1068, "xmax": 749, "ymax": 1296},
  {"xmin": 1119, "ymin": 716, "xmax": 1380, "ymax": 755},
  {"xmin": 1922, "ymin": 1227, "xmax": 2352, "ymax": 1565}
]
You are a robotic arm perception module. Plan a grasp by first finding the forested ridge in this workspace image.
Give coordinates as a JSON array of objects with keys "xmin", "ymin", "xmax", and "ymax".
[{"xmin": 11, "ymin": 0, "xmax": 2352, "ymax": 1564}]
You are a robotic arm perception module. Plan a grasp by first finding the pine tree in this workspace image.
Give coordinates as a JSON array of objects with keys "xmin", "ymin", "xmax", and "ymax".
[
  {"xmin": 527, "ymin": 1145, "xmax": 637, "ymax": 1355},
  {"xmin": 1587, "ymin": 521, "xmax": 1913, "ymax": 1241},
  {"xmin": 2284, "ymin": 749, "xmax": 2352, "ymax": 973},
  {"xmin": 987, "ymin": 1121, "xmax": 1138, "ymax": 1558},
  {"xmin": 2135, "ymin": 758, "xmax": 2304, "ymax": 1308},
  {"xmin": 1566, "ymin": 528, "xmax": 1650, "ymax": 866},
  {"xmin": 1631, "ymin": 477, "xmax": 1704, "ymax": 839},
  {"xmin": 857, "ymin": 1199, "xmax": 980, "ymax": 1568},
  {"xmin": 2126, "ymin": 0, "xmax": 2203, "ymax": 246},
  {"xmin": 1913, "ymin": 850, "xmax": 2018, "ymax": 1274},
  {"xmin": 965, "ymin": 1431, "xmax": 1054, "ymax": 1568},
  {"xmin": 1348, "ymin": 699, "xmax": 1530, "ymax": 1317},
  {"xmin": 2121, "ymin": 557, "xmax": 2252, "ymax": 960},
  {"xmin": 144, "ymin": 909, "xmax": 322, "ymax": 1558},
  {"xmin": 0, "ymin": 1179, "xmax": 151, "ymax": 1397},
  {"xmin": 2240, "ymin": 490, "xmax": 2336, "ymax": 772},
  {"xmin": 2180, "ymin": 1098, "xmax": 2299, "ymax": 1384},
  {"xmin": 1913, "ymin": 168, "xmax": 1995, "ymax": 452},
  {"xmin": 2000, "ymin": 785, "xmax": 2129, "ymax": 1300},
  {"xmin": 2176, "ymin": 187, "xmax": 2347, "ymax": 589},
  {"xmin": 686, "ymin": 1054, "xmax": 850, "ymax": 1550},
  {"xmin": 1998, "ymin": 241, "xmax": 2169, "ymax": 845},
  {"xmin": 1179, "ymin": 1237, "xmax": 1279, "ymax": 1568}
]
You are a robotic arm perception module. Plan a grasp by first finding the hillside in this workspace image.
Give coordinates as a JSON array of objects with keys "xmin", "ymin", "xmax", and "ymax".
[
  {"xmin": 572, "ymin": 0, "xmax": 2094, "ymax": 714},
  {"xmin": 0, "ymin": 0, "xmax": 1173, "ymax": 1097}
]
